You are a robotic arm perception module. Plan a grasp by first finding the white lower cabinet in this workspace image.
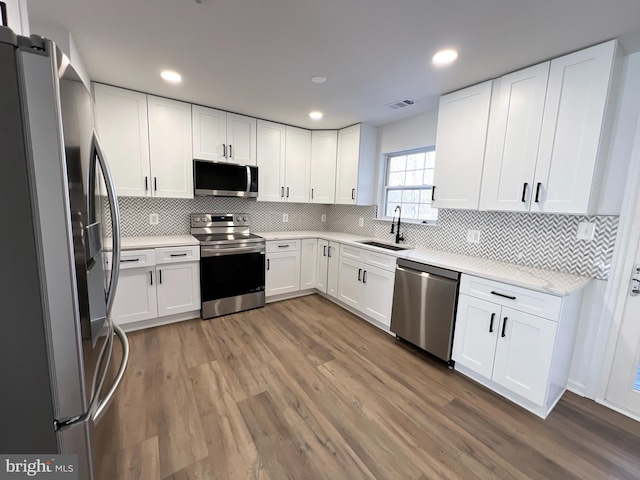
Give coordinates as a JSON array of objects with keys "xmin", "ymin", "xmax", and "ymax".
[
  {"xmin": 300, "ymin": 239, "xmax": 318, "ymax": 289},
  {"xmin": 108, "ymin": 246, "xmax": 200, "ymax": 328},
  {"xmin": 360, "ymin": 266, "xmax": 395, "ymax": 327},
  {"xmin": 266, "ymin": 250, "xmax": 301, "ymax": 296},
  {"xmin": 337, "ymin": 257, "xmax": 364, "ymax": 310},
  {"xmin": 453, "ymin": 274, "xmax": 581, "ymax": 418},
  {"xmin": 316, "ymin": 240, "xmax": 340, "ymax": 298}
]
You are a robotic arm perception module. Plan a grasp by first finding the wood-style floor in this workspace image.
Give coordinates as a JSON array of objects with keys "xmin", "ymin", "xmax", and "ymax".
[{"xmin": 97, "ymin": 294, "xmax": 640, "ymax": 480}]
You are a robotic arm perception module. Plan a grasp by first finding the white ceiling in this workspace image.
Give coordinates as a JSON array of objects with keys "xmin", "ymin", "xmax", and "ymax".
[{"xmin": 27, "ymin": 0, "xmax": 640, "ymax": 129}]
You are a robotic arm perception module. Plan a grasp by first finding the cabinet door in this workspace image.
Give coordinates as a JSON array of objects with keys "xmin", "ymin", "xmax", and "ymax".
[
  {"xmin": 192, "ymin": 105, "xmax": 227, "ymax": 162},
  {"xmin": 284, "ymin": 126, "xmax": 311, "ymax": 203},
  {"xmin": 148, "ymin": 96, "xmax": 193, "ymax": 199},
  {"xmin": 452, "ymin": 294, "xmax": 500, "ymax": 379},
  {"xmin": 310, "ymin": 130, "xmax": 338, "ymax": 204},
  {"xmin": 327, "ymin": 242, "xmax": 340, "ymax": 299},
  {"xmin": 110, "ymin": 267, "xmax": 157, "ymax": 325},
  {"xmin": 257, "ymin": 120, "xmax": 286, "ymax": 202},
  {"xmin": 362, "ymin": 265, "xmax": 395, "ymax": 327},
  {"xmin": 492, "ymin": 308, "xmax": 557, "ymax": 406},
  {"xmin": 227, "ymin": 113, "xmax": 257, "ymax": 166},
  {"xmin": 300, "ymin": 239, "xmax": 318, "ymax": 289},
  {"xmin": 93, "ymin": 84, "xmax": 150, "ymax": 197},
  {"xmin": 533, "ymin": 40, "xmax": 617, "ymax": 214},
  {"xmin": 337, "ymin": 257, "xmax": 364, "ymax": 310},
  {"xmin": 316, "ymin": 239, "xmax": 329, "ymax": 293},
  {"xmin": 432, "ymin": 81, "xmax": 492, "ymax": 209},
  {"xmin": 335, "ymin": 124, "xmax": 361, "ymax": 204},
  {"xmin": 266, "ymin": 251, "xmax": 300, "ymax": 296},
  {"xmin": 156, "ymin": 262, "xmax": 201, "ymax": 317},
  {"xmin": 480, "ymin": 63, "xmax": 549, "ymax": 212}
]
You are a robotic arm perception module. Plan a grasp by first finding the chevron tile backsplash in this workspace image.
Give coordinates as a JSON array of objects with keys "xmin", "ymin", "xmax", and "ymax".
[{"xmin": 107, "ymin": 198, "xmax": 618, "ymax": 280}]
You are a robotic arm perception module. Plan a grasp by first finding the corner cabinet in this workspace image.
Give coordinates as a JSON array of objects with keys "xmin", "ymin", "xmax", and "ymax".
[
  {"xmin": 432, "ymin": 81, "xmax": 492, "ymax": 210},
  {"xmin": 335, "ymin": 124, "xmax": 378, "ymax": 205},
  {"xmin": 452, "ymin": 274, "xmax": 583, "ymax": 418}
]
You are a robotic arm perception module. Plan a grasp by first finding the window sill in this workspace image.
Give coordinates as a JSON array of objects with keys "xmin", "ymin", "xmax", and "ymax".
[{"xmin": 374, "ymin": 217, "xmax": 438, "ymax": 226}]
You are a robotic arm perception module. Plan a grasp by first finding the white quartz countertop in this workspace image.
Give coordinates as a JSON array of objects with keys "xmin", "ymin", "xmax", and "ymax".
[
  {"xmin": 106, "ymin": 235, "xmax": 200, "ymax": 251},
  {"xmin": 256, "ymin": 231, "xmax": 591, "ymax": 296}
]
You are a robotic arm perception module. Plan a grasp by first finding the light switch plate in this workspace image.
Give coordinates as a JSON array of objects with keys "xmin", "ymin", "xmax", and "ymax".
[
  {"xmin": 321, "ymin": 214, "xmax": 326, "ymax": 222},
  {"xmin": 282, "ymin": 214, "xmax": 289, "ymax": 223},
  {"xmin": 577, "ymin": 221, "xmax": 596, "ymax": 241},
  {"xmin": 149, "ymin": 213, "xmax": 159, "ymax": 225},
  {"xmin": 359, "ymin": 217, "xmax": 364, "ymax": 227},
  {"xmin": 466, "ymin": 229, "xmax": 481, "ymax": 243}
]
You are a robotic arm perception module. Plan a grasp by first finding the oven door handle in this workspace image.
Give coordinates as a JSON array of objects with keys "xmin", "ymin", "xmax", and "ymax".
[{"xmin": 201, "ymin": 246, "xmax": 265, "ymax": 257}]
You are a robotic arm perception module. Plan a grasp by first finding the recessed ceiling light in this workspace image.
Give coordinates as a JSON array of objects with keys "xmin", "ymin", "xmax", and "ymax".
[
  {"xmin": 160, "ymin": 70, "xmax": 182, "ymax": 84},
  {"xmin": 309, "ymin": 111, "xmax": 323, "ymax": 120},
  {"xmin": 432, "ymin": 49, "xmax": 458, "ymax": 66},
  {"xmin": 311, "ymin": 76, "xmax": 327, "ymax": 84}
]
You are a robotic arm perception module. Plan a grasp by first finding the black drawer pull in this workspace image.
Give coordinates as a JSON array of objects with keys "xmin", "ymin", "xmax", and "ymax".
[
  {"xmin": 267, "ymin": 259, "xmax": 270, "ymax": 270},
  {"xmin": 489, "ymin": 313, "xmax": 495, "ymax": 333},
  {"xmin": 170, "ymin": 253, "xmax": 188, "ymax": 257},
  {"xmin": 535, "ymin": 182, "xmax": 542, "ymax": 203},
  {"xmin": 323, "ymin": 245, "xmax": 327, "ymax": 257},
  {"xmin": 491, "ymin": 290, "xmax": 516, "ymax": 300},
  {"xmin": 159, "ymin": 270, "xmax": 163, "ymax": 284},
  {"xmin": 502, "ymin": 317, "xmax": 508, "ymax": 338},
  {"xmin": 120, "ymin": 258, "xmax": 140, "ymax": 263},
  {"xmin": 521, "ymin": 182, "xmax": 528, "ymax": 202},
  {"xmin": 432, "ymin": 186, "xmax": 436, "ymax": 201},
  {"xmin": 277, "ymin": 244, "xmax": 290, "ymax": 248},
  {"xmin": 363, "ymin": 270, "xmax": 367, "ymax": 284},
  {"xmin": 149, "ymin": 271, "xmax": 153, "ymax": 285},
  {"xmin": 358, "ymin": 268, "xmax": 362, "ymax": 281}
]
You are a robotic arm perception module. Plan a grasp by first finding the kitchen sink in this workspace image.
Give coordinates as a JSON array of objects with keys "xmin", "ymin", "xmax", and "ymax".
[{"xmin": 357, "ymin": 240, "xmax": 411, "ymax": 251}]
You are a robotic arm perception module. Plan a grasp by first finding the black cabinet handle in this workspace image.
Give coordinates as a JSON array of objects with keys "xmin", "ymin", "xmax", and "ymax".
[
  {"xmin": 351, "ymin": 188, "xmax": 355, "ymax": 200},
  {"xmin": 229, "ymin": 144, "xmax": 233, "ymax": 158},
  {"xmin": 501, "ymin": 317, "xmax": 508, "ymax": 338},
  {"xmin": 363, "ymin": 270, "xmax": 367, "ymax": 284},
  {"xmin": 170, "ymin": 253, "xmax": 187, "ymax": 257},
  {"xmin": 154, "ymin": 177, "xmax": 157, "ymax": 192},
  {"xmin": 323, "ymin": 245, "xmax": 327, "ymax": 257},
  {"xmin": 328, "ymin": 246, "xmax": 332, "ymax": 258},
  {"xmin": 489, "ymin": 313, "xmax": 495, "ymax": 333},
  {"xmin": 145, "ymin": 176, "xmax": 149, "ymax": 191},
  {"xmin": 277, "ymin": 244, "xmax": 290, "ymax": 248},
  {"xmin": 120, "ymin": 258, "xmax": 140, "ymax": 263},
  {"xmin": 432, "ymin": 186, "xmax": 436, "ymax": 201},
  {"xmin": 222, "ymin": 144, "xmax": 226, "ymax": 158},
  {"xmin": 281, "ymin": 186, "xmax": 284, "ymax": 198},
  {"xmin": 159, "ymin": 269, "xmax": 162, "ymax": 284},
  {"xmin": 535, "ymin": 182, "xmax": 542, "ymax": 203},
  {"xmin": 311, "ymin": 188, "xmax": 314, "ymax": 199},
  {"xmin": 521, "ymin": 182, "xmax": 528, "ymax": 202},
  {"xmin": 267, "ymin": 259, "xmax": 270, "ymax": 270},
  {"xmin": 149, "ymin": 271, "xmax": 153, "ymax": 286},
  {"xmin": 286, "ymin": 187, "xmax": 290, "ymax": 198},
  {"xmin": 490, "ymin": 290, "xmax": 516, "ymax": 300},
  {"xmin": 358, "ymin": 268, "xmax": 362, "ymax": 281}
]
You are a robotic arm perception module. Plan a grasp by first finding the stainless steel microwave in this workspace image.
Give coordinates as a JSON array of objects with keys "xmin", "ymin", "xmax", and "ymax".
[{"xmin": 194, "ymin": 160, "xmax": 258, "ymax": 197}]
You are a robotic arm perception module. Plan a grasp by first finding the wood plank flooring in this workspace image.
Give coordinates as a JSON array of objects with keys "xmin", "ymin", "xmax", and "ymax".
[{"xmin": 96, "ymin": 294, "xmax": 640, "ymax": 479}]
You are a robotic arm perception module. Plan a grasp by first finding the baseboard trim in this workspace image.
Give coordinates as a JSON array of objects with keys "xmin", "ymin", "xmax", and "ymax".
[{"xmin": 119, "ymin": 310, "xmax": 201, "ymax": 333}]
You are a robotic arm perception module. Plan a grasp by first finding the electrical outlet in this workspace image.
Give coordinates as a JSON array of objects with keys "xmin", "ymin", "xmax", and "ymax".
[
  {"xmin": 321, "ymin": 214, "xmax": 326, "ymax": 222},
  {"xmin": 149, "ymin": 213, "xmax": 159, "ymax": 225},
  {"xmin": 359, "ymin": 217, "xmax": 364, "ymax": 227},
  {"xmin": 282, "ymin": 213, "xmax": 289, "ymax": 223},
  {"xmin": 577, "ymin": 221, "xmax": 595, "ymax": 241},
  {"xmin": 466, "ymin": 229, "xmax": 481, "ymax": 243}
]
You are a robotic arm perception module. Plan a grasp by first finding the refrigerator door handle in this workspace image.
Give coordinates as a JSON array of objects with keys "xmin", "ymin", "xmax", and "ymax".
[{"xmin": 93, "ymin": 324, "xmax": 130, "ymax": 424}]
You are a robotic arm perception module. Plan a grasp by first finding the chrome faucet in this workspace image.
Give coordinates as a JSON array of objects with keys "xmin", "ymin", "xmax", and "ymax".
[{"xmin": 390, "ymin": 205, "xmax": 404, "ymax": 244}]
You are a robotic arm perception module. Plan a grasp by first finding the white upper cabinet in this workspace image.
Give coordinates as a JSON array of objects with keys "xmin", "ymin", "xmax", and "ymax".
[
  {"xmin": 226, "ymin": 113, "xmax": 257, "ymax": 166},
  {"xmin": 147, "ymin": 95, "xmax": 193, "ymax": 199},
  {"xmin": 480, "ymin": 63, "xmax": 550, "ymax": 212},
  {"xmin": 192, "ymin": 105, "xmax": 226, "ymax": 162},
  {"xmin": 93, "ymin": 84, "xmax": 150, "ymax": 197},
  {"xmin": 532, "ymin": 40, "xmax": 617, "ymax": 214},
  {"xmin": 432, "ymin": 81, "xmax": 493, "ymax": 210},
  {"xmin": 257, "ymin": 120, "xmax": 286, "ymax": 202},
  {"xmin": 284, "ymin": 126, "xmax": 311, "ymax": 203},
  {"xmin": 310, "ymin": 130, "xmax": 338, "ymax": 204},
  {"xmin": 335, "ymin": 124, "xmax": 377, "ymax": 205},
  {"xmin": 192, "ymin": 107, "xmax": 256, "ymax": 166}
]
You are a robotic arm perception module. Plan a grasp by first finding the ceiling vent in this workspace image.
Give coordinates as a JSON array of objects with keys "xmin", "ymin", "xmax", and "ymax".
[{"xmin": 386, "ymin": 99, "xmax": 416, "ymax": 110}]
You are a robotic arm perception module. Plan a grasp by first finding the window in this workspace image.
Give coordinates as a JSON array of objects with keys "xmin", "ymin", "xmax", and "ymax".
[{"xmin": 384, "ymin": 147, "xmax": 437, "ymax": 222}]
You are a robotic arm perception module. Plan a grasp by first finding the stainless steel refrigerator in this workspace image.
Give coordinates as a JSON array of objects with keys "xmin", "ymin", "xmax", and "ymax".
[{"xmin": 0, "ymin": 27, "xmax": 128, "ymax": 479}]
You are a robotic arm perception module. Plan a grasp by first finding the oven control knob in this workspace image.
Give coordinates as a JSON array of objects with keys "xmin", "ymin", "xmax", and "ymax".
[
  {"xmin": 236, "ymin": 216, "xmax": 242, "ymax": 222},
  {"xmin": 242, "ymin": 216, "xmax": 247, "ymax": 221},
  {"xmin": 194, "ymin": 217, "xmax": 200, "ymax": 222}
]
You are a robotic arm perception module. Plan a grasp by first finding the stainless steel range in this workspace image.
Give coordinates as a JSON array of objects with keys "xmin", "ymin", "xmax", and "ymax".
[{"xmin": 191, "ymin": 213, "xmax": 265, "ymax": 319}]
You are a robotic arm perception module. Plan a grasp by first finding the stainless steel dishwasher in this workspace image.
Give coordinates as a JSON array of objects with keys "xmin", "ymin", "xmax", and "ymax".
[{"xmin": 390, "ymin": 259, "xmax": 460, "ymax": 365}]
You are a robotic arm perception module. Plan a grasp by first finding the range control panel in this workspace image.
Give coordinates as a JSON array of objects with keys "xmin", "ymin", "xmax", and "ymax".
[{"xmin": 190, "ymin": 213, "xmax": 250, "ymax": 228}]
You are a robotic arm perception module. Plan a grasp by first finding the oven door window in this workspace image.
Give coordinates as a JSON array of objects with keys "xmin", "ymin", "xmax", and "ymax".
[{"xmin": 201, "ymin": 252, "xmax": 265, "ymax": 301}]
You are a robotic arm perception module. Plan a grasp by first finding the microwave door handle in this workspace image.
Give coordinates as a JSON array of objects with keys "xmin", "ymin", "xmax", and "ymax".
[{"xmin": 246, "ymin": 165, "xmax": 251, "ymax": 194}]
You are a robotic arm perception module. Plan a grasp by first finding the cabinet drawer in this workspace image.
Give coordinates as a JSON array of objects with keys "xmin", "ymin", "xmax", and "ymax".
[
  {"xmin": 460, "ymin": 274, "xmax": 562, "ymax": 321},
  {"xmin": 266, "ymin": 240, "xmax": 300, "ymax": 253},
  {"xmin": 105, "ymin": 249, "xmax": 156, "ymax": 270},
  {"xmin": 340, "ymin": 244, "xmax": 364, "ymax": 261},
  {"xmin": 155, "ymin": 245, "xmax": 200, "ymax": 264},
  {"xmin": 362, "ymin": 250, "xmax": 396, "ymax": 272}
]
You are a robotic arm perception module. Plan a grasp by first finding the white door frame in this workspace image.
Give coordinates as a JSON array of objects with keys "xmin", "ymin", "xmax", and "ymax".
[{"xmin": 594, "ymin": 114, "xmax": 640, "ymax": 421}]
